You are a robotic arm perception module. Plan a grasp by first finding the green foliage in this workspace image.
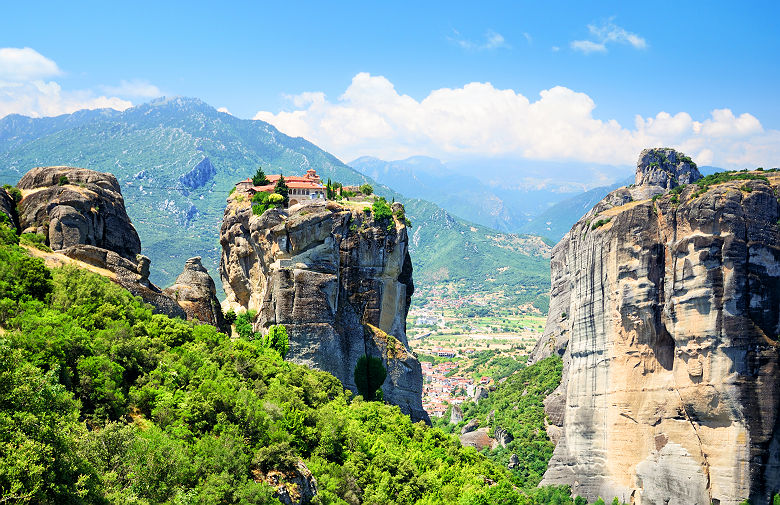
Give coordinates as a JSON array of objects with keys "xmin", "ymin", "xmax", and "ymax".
[
  {"xmin": 0, "ymin": 222, "xmax": 18, "ymax": 246},
  {"xmin": 251, "ymin": 191, "xmax": 283, "ymax": 215},
  {"xmin": 0, "ymin": 245, "xmax": 52, "ymax": 304},
  {"xmin": 251, "ymin": 166, "xmax": 270, "ymax": 186},
  {"xmin": 58, "ymin": 175, "xmax": 70, "ymax": 186},
  {"xmin": 234, "ymin": 309, "xmax": 258, "ymax": 339},
  {"xmin": 228, "ymin": 185, "xmax": 236, "ymax": 195},
  {"xmin": 19, "ymin": 232, "xmax": 51, "ymax": 252},
  {"xmin": 693, "ymin": 170, "xmax": 769, "ymax": 198},
  {"xmin": 223, "ymin": 308, "xmax": 237, "ymax": 325},
  {"xmin": 353, "ymin": 355, "xmax": 387, "ymax": 401},
  {"xmin": 2, "ymin": 184, "xmax": 22, "ymax": 204},
  {"xmin": 740, "ymin": 184, "xmax": 753, "ymax": 192},
  {"xmin": 372, "ymin": 196, "xmax": 393, "ymax": 221},
  {"xmin": 359, "ymin": 183, "xmax": 373, "ymax": 195},
  {"xmin": 262, "ymin": 324, "xmax": 290, "ymax": 358},
  {"xmin": 274, "ymin": 175, "xmax": 289, "ymax": 206},
  {"xmin": 774, "ymin": 493, "xmax": 780, "ymax": 505},
  {"xmin": 591, "ymin": 218, "xmax": 611, "ymax": 230},
  {"xmin": 0, "ymin": 241, "xmax": 574, "ymax": 504}
]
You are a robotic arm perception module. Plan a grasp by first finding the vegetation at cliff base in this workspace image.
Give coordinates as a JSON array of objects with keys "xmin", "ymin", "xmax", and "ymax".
[
  {"xmin": 0, "ymin": 226, "xmax": 582, "ymax": 505},
  {"xmin": 353, "ymin": 355, "xmax": 387, "ymax": 401},
  {"xmin": 436, "ymin": 356, "xmax": 563, "ymax": 489}
]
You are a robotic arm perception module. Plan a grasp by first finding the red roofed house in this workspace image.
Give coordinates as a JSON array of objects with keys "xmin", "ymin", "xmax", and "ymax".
[{"xmin": 236, "ymin": 168, "xmax": 325, "ymax": 206}]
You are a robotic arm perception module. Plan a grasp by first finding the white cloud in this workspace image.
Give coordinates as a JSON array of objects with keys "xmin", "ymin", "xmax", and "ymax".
[
  {"xmin": 217, "ymin": 107, "xmax": 232, "ymax": 115},
  {"xmin": 101, "ymin": 79, "xmax": 161, "ymax": 98},
  {"xmin": 0, "ymin": 47, "xmax": 135, "ymax": 118},
  {"xmin": 0, "ymin": 47, "xmax": 60, "ymax": 81},
  {"xmin": 253, "ymin": 72, "xmax": 780, "ymax": 170},
  {"xmin": 571, "ymin": 20, "xmax": 647, "ymax": 54},
  {"xmin": 448, "ymin": 29, "xmax": 509, "ymax": 51}
]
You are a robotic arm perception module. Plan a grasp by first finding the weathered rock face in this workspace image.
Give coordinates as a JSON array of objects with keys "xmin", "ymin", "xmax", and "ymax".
[
  {"xmin": 0, "ymin": 187, "xmax": 19, "ymax": 231},
  {"xmin": 17, "ymin": 166, "xmax": 141, "ymax": 260},
  {"xmin": 60, "ymin": 243, "xmax": 186, "ymax": 319},
  {"xmin": 531, "ymin": 151, "xmax": 780, "ymax": 504},
  {"xmin": 220, "ymin": 197, "xmax": 429, "ymax": 423},
  {"xmin": 12, "ymin": 166, "xmax": 229, "ymax": 324},
  {"xmin": 164, "ymin": 257, "xmax": 227, "ymax": 330},
  {"xmin": 635, "ymin": 147, "xmax": 702, "ymax": 189}
]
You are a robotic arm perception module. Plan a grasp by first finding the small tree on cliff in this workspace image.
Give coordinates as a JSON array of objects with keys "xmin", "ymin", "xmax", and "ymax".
[
  {"xmin": 354, "ymin": 355, "xmax": 387, "ymax": 401},
  {"xmin": 274, "ymin": 175, "xmax": 289, "ymax": 206},
  {"xmin": 252, "ymin": 167, "xmax": 270, "ymax": 186},
  {"xmin": 262, "ymin": 325, "xmax": 290, "ymax": 359}
]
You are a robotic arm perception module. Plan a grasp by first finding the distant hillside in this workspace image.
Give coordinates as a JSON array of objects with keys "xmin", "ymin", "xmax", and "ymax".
[
  {"xmin": 350, "ymin": 156, "xmax": 525, "ymax": 232},
  {"xmin": 518, "ymin": 181, "xmax": 626, "ymax": 241},
  {"xmin": 0, "ymin": 98, "xmax": 552, "ymax": 306}
]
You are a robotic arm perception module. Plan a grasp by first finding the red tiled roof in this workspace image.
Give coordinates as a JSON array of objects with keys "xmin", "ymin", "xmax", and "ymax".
[{"xmin": 241, "ymin": 173, "xmax": 324, "ymax": 192}]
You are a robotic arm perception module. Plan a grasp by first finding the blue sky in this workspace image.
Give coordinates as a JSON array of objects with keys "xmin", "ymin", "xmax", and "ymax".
[{"xmin": 2, "ymin": 1, "xmax": 779, "ymax": 172}]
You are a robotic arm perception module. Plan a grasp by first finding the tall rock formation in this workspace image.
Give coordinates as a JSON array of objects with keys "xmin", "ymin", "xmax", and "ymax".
[
  {"xmin": 530, "ymin": 149, "xmax": 780, "ymax": 505},
  {"xmin": 220, "ymin": 195, "xmax": 429, "ymax": 424},
  {"xmin": 164, "ymin": 256, "xmax": 227, "ymax": 331},
  {"xmin": 17, "ymin": 166, "xmax": 142, "ymax": 259},
  {"xmin": 13, "ymin": 166, "xmax": 222, "ymax": 325}
]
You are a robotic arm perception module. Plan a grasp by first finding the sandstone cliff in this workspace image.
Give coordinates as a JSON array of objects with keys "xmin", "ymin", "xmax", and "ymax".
[
  {"xmin": 530, "ymin": 149, "xmax": 780, "ymax": 505},
  {"xmin": 220, "ymin": 196, "xmax": 429, "ymax": 423}
]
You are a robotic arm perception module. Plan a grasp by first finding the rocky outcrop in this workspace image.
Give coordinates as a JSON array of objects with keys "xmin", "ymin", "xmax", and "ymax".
[
  {"xmin": 491, "ymin": 427, "xmax": 513, "ymax": 449},
  {"xmin": 164, "ymin": 257, "xmax": 226, "ymax": 330},
  {"xmin": 450, "ymin": 404, "xmax": 464, "ymax": 424},
  {"xmin": 530, "ymin": 150, "xmax": 780, "ymax": 505},
  {"xmin": 17, "ymin": 166, "xmax": 142, "ymax": 259},
  {"xmin": 12, "ymin": 166, "xmax": 226, "ymax": 324},
  {"xmin": 256, "ymin": 460, "xmax": 318, "ymax": 505},
  {"xmin": 634, "ymin": 148, "xmax": 701, "ymax": 189},
  {"xmin": 219, "ymin": 197, "xmax": 429, "ymax": 424},
  {"xmin": 0, "ymin": 187, "xmax": 19, "ymax": 231},
  {"xmin": 459, "ymin": 427, "xmax": 494, "ymax": 451},
  {"xmin": 461, "ymin": 418, "xmax": 480, "ymax": 435}
]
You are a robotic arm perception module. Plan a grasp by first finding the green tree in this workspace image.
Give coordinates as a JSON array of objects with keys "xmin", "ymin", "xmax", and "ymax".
[
  {"xmin": 353, "ymin": 355, "xmax": 387, "ymax": 401},
  {"xmin": 359, "ymin": 183, "xmax": 373, "ymax": 195},
  {"xmin": 372, "ymin": 197, "xmax": 393, "ymax": 221},
  {"xmin": 252, "ymin": 167, "xmax": 270, "ymax": 186},
  {"xmin": 263, "ymin": 324, "xmax": 290, "ymax": 358},
  {"xmin": 274, "ymin": 176, "xmax": 289, "ymax": 206}
]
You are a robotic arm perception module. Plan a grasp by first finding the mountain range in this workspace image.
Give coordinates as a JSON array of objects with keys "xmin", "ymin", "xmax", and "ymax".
[{"xmin": 0, "ymin": 97, "xmax": 551, "ymax": 306}]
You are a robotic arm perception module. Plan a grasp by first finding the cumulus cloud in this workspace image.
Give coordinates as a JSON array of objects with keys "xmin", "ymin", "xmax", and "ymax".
[
  {"xmin": 0, "ymin": 47, "xmax": 137, "ymax": 118},
  {"xmin": 217, "ymin": 107, "xmax": 232, "ymax": 115},
  {"xmin": 571, "ymin": 20, "xmax": 647, "ymax": 54},
  {"xmin": 448, "ymin": 29, "xmax": 509, "ymax": 51},
  {"xmin": 254, "ymin": 72, "xmax": 780, "ymax": 169},
  {"xmin": 101, "ymin": 79, "xmax": 162, "ymax": 98},
  {"xmin": 0, "ymin": 47, "xmax": 60, "ymax": 81}
]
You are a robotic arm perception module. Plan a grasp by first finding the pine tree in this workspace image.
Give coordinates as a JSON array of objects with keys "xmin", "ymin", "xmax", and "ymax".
[
  {"xmin": 252, "ymin": 167, "xmax": 270, "ymax": 186},
  {"xmin": 274, "ymin": 175, "xmax": 289, "ymax": 206}
]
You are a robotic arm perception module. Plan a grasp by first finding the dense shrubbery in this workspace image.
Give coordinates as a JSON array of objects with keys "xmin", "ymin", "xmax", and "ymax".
[
  {"xmin": 251, "ymin": 191, "xmax": 284, "ymax": 215},
  {"xmin": 371, "ymin": 196, "xmax": 393, "ymax": 221},
  {"xmin": 0, "ymin": 228, "xmax": 588, "ymax": 504}
]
